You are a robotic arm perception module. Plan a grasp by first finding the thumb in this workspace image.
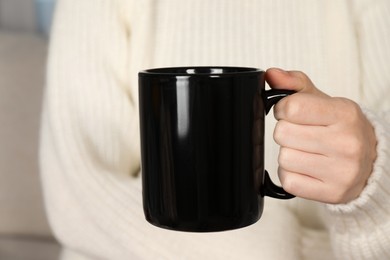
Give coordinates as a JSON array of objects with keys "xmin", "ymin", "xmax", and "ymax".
[{"xmin": 265, "ymin": 68, "xmax": 328, "ymax": 97}]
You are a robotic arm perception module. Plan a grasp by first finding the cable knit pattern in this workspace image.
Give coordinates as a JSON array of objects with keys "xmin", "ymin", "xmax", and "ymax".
[{"xmin": 40, "ymin": 0, "xmax": 390, "ymax": 259}]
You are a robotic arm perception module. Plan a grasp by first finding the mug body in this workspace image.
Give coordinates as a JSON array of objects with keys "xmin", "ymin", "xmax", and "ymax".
[{"xmin": 139, "ymin": 67, "xmax": 266, "ymax": 232}]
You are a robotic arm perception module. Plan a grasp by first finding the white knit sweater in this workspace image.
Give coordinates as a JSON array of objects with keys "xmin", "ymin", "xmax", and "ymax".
[{"xmin": 40, "ymin": 0, "xmax": 390, "ymax": 259}]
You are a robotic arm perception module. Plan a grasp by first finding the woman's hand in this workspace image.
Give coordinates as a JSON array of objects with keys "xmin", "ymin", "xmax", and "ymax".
[{"xmin": 266, "ymin": 68, "xmax": 377, "ymax": 204}]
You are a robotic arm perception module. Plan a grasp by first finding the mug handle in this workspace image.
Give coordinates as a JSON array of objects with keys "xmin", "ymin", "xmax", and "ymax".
[{"xmin": 262, "ymin": 89, "xmax": 296, "ymax": 199}]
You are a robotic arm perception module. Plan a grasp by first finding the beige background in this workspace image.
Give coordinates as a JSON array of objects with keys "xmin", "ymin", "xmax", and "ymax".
[
  {"xmin": 0, "ymin": 0, "xmax": 61, "ymax": 259},
  {"xmin": 0, "ymin": 0, "xmax": 37, "ymax": 31}
]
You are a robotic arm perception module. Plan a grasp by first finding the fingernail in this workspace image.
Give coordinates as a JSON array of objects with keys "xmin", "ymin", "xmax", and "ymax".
[{"xmin": 272, "ymin": 68, "xmax": 288, "ymax": 74}]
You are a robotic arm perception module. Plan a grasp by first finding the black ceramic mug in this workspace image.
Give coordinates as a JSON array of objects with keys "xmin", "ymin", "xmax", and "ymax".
[{"xmin": 139, "ymin": 66, "xmax": 294, "ymax": 232}]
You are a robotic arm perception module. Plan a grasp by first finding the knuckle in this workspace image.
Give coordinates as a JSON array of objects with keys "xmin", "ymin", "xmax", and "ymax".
[
  {"xmin": 280, "ymin": 174, "xmax": 296, "ymax": 195},
  {"xmin": 335, "ymin": 98, "xmax": 362, "ymax": 122},
  {"xmin": 278, "ymin": 147, "xmax": 290, "ymax": 169},
  {"xmin": 274, "ymin": 120, "xmax": 288, "ymax": 145},
  {"xmin": 282, "ymin": 97, "xmax": 301, "ymax": 119},
  {"xmin": 343, "ymin": 135, "xmax": 364, "ymax": 158},
  {"xmin": 331, "ymin": 131, "xmax": 364, "ymax": 159}
]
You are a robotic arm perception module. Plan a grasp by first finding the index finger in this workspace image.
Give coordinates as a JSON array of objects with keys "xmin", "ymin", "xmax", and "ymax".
[{"xmin": 274, "ymin": 93, "xmax": 338, "ymax": 126}]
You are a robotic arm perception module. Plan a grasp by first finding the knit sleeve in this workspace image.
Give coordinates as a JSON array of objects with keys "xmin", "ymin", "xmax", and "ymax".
[
  {"xmin": 39, "ymin": 0, "xmax": 142, "ymax": 256},
  {"xmin": 325, "ymin": 1, "xmax": 390, "ymax": 259},
  {"xmin": 41, "ymin": 0, "xmax": 141, "ymax": 177}
]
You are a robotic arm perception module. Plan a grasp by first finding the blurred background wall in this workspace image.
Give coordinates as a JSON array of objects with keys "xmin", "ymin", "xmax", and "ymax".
[
  {"xmin": 0, "ymin": 0, "xmax": 55, "ymax": 35},
  {"xmin": 0, "ymin": 0, "xmax": 36, "ymax": 31},
  {"xmin": 0, "ymin": 1, "xmax": 60, "ymax": 259}
]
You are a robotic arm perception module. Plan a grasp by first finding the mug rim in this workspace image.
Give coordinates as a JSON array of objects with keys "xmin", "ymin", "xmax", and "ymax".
[{"xmin": 139, "ymin": 66, "xmax": 263, "ymax": 77}]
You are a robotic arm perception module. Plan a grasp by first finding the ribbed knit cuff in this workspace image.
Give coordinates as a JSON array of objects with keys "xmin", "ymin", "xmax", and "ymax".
[{"xmin": 326, "ymin": 107, "xmax": 390, "ymax": 232}]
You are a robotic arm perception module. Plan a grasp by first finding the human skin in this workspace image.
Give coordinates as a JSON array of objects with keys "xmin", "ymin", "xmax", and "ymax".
[{"xmin": 265, "ymin": 68, "xmax": 377, "ymax": 204}]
